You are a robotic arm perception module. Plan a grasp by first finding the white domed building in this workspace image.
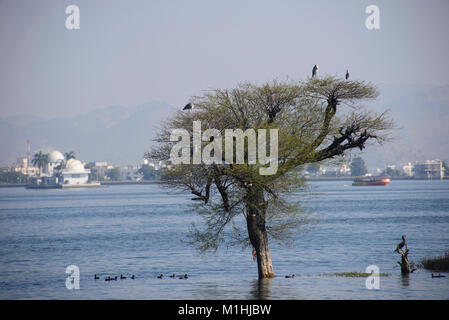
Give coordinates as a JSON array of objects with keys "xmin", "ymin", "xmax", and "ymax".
[
  {"xmin": 60, "ymin": 158, "xmax": 90, "ymax": 185},
  {"xmin": 27, "ymin": 149, "xmax": 99, "ymax": 188},
  {"xmin": 46, "ymin": 150, "xmax": 65, "ymax": 174},
  {"xmin": 48, "ymin": 150, "xmax": 65, "ymax": 163}
]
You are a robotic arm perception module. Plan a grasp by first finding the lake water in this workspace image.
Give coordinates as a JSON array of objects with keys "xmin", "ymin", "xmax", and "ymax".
[{"xmin": 0, "ymin": 180, "xmax": 448, "ymax": 299}]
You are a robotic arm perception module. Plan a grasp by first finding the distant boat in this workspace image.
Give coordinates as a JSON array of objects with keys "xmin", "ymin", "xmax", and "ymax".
[{"xmin": 352, "ymin": 175, "xmax": 390, "ymax": 186}]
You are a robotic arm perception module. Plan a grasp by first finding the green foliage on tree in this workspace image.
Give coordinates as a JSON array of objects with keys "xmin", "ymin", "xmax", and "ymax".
[
  {"xmin": 138, "ymin": 164, "xmax": 157, "ymax": 180},
  {"xmin": 322, "ymin": 170, "xmax": 338, "ymax": 177},
  {"xmin": 0, "ymin": 171, "xmax": 27, "ymax": 184},
  {"xmin": 106, "ymin": 167, "xmax": 122, "ymax": 181},
  {"xmin": 350, "ymin": 157, "xmax": 368, "ymax": 176},
  {"xmin": 88, "ymin": 170, "xmax": 104, "ymax": 182},
  {"xmin": 85, "ymin": 162, "xmax": 95, "ymax": 169},
  {"xmin": 64, "ymin": 151, "xmax": 76, "ymax": 160},
  {"xmin": 147, "ymin": 76, "xmax": 394, "ymax": 278},
  {"xmin": 381, "ymin": 167, "xmax": 404, "ymax": 177},
  {"xmin": 31, "ymin": 151, "xmax": 49, "ymax": 173}
]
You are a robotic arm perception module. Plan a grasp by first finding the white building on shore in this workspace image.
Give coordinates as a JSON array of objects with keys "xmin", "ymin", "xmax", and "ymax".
[
  {"xmin": 12, "ymin": 157, "xmax": 39, "ymax": 176},
  {"xmin": 413, "ymin": 159, "xmax": 445, "ymax": 179},
  {"xmin": 60, "ymin": 158, "xmax": 90, "ymax": 185},
  {"xmin": 402, "ymin": 162, "xmax": 414, "ymax": 177},
  {"xmin": 27, "ymin": 149, "xmax": 99, "ymax": 188}
]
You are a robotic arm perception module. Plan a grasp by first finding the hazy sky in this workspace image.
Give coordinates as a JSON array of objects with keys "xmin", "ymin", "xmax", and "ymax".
[{"xmin": 1, "ymin": 0, "xmax": 448, "ymax": 118}]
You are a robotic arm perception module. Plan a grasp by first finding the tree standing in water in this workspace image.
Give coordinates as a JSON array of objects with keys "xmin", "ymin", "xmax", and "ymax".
[{"xmin": 147, "ymin": 76, "xmax": 393, "ymax": 278}]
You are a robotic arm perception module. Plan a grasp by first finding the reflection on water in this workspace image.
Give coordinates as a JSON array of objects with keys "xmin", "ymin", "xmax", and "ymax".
[
  {"xmin": 400, "ymin": 274, "xmax": 410, "ymax": 287},
  {"xmin": 250, "ymin": 278, "xmax": 272, "ymax": 300}
]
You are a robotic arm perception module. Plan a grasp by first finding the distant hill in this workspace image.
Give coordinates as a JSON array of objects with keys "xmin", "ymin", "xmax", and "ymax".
[
  {"xmin": 1, "ymin": 85, "xmax": 448, "ymax": 169},
  {"xmin": 363, "ymin": 84, "xmax": 449, "ymax": 171},
  {"xmin": 0, "ymin": 101, "xmax": 174, "ymax": 165}
]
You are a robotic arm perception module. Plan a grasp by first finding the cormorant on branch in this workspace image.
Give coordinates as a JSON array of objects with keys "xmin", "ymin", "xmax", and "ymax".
[
  {"xmin": 395, "ymin": 235, "xmax": 407, "ymax": 252},
  {"xmin": 183, "ymin": 103, "xmax": 194, "ymax": 110},
  {"xmin": 312, "ymin": 64, "xmax": 319, "ymax": 78}
]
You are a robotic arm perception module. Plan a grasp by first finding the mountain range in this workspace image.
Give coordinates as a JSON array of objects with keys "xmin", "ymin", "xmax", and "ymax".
[{"xmin": 0, "ymin": 101, "xmax": 174, "ymax": 166}]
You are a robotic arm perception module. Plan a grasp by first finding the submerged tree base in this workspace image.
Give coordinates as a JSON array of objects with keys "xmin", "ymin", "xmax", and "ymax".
[{"xmin": 262, "ymin": 272, "xmax": 275, "ymax": 278}]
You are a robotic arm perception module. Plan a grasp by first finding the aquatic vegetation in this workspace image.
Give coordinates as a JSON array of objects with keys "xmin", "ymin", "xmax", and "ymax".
[{"xmin": 420, "ymin": 252, "xmax": 449, "ymax": 271}]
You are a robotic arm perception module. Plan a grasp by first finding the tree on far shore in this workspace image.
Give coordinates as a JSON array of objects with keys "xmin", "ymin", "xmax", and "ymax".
[
  {"xmin": 381, "ymin": 167, "xmax": 404, "ymax": 177},
  {"xmin": 64, "ymin": 151, "xmax": 76, "ymax": 161},
  {"xmin": 147, "ymin": 76, "xmax": 394, "ymax": 278},
  {"xmin": 350, "ymin": 157, "xmax": 368, "ymax": 176},
  {"xmin": 443, "ymin": 161, "xmax": 448, "ymax": 174},
  {"xmin": 0, "ymin": 171, "xmax": 27, "ymax": 184},
  {"xmin": 106, "ymin": 168, "xmax": 121, "ymax": 181},
  {"xmin": 138, "ymin": 164, "xmax": 157, "ymax": 180},
  {"xmin": 31, "ymin": 151, "xmax": 49, "ymax": 174}
]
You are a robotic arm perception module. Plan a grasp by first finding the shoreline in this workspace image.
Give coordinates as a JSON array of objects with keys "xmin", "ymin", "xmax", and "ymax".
[
  {"xmin": 306, "ymin": 176, "xmax": 448, "ymax": 181},
  {"xmin": 0, "ymin": 180, "xmax": 158, "ymax": 188},
  {"xmin": 305, "ymin": 176, "xmax": 449, "ymax": 181},
  {"xmin": 0, "ymin": 176, "xmax": 447, "ymax": 188}
]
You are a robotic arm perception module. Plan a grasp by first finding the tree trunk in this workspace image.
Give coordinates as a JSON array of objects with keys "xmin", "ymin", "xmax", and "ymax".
[
  {"xmin": 246, "ymin": 188, "xmax": 275, "ymax": 279},
  {"xmin": 400, "ymin": 255, "xmax": 411, "ymax": 276},
  {"xmin": 397, "ymin": 248, "xmax": 411, "ymax": 276}
]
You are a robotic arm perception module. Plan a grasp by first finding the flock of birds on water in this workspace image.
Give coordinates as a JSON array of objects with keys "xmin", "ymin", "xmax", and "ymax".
[
  {"xmin": 94, "ymin": 272, "xmax": 299, "ymax": 281},
  {"xmin": 181, "ymin": 65, "xmax": 350, "ymax": 111},
  {"xmin": 94, "ymin": 271, "xmax": 445, "ymax": 281},
  {"xmin": 94, "ymin": 273, "xmax": 189, "ymax": 281}
]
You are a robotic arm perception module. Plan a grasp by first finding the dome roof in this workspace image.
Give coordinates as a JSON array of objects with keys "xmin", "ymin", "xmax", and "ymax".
[
  {"xmin": 48, "ymin": 150, "xmax": 64, "ymax": 163},
  {"xmin": 64, "ymin": 159, "xmax": 86, "ymax": 173}
]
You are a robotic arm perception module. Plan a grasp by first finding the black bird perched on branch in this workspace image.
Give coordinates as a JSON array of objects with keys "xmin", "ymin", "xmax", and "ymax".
[
  {"xmin": 312, "ymin": 64, "xmax": 319, "ymax": 78},
  {"xmin": 345, "ymin": 69, "xmax": 350, "ymax": 80},
  {"xmin": 395, "ymin": 235, "xmax": 407, "ymax": 252},
  {"xmin": 182, "ymin": 103, "xmax": 194, "ymax": 110}
]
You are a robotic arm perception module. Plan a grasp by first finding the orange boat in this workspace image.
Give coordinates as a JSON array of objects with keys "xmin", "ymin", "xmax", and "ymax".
[{"xmin": 352, "ymin": 175, "xmax": 390, "ymax": 186}]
